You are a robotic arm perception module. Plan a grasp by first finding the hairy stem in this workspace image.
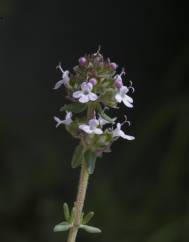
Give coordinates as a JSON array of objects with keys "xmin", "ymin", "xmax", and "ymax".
[{"xmin": 67, "ymin": 160, "xmax": 89, "ymax": 242}]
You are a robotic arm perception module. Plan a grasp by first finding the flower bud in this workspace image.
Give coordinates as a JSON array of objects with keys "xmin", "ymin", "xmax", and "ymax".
[
  {"xmin": 79, "ymin": 57, "xmax": 87, "ymax": 65},
  {"xmin": 115, "ymin": 75, "xmax": 123, "ymax": 88},
  {"xmin": 89, "ymin": 78, "xmax": 97, "ymax": 86},
  {"xmin": 110, "ymin": 62, "xmax": 118, "ymax": 70}
]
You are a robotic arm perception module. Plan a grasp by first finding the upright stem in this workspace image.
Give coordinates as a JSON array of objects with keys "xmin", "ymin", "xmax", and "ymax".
[
  {"xmin": 67, "ymin": 104, "xmax": 93, "ymax": 242},
  {"xmin": 67, "ymin": 161, "xmax": 89, "ymax": 242}
]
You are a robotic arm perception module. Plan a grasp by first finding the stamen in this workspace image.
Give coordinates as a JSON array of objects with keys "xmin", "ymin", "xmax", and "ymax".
[
  {"xmin": 56, "ymin": 62, "xmax": 64, "ymax": 73},
  {"xmin": 121, "ymin": 115, "xmax": 131, "ymax": 126},
  {"xmin": 94, "ymin": 45, "xmax": 102, "ymax": 56},
  {"xmin": 128, "ymin": 80, "xmax": 135, "ymax": 93},
  {"xmin": 120, "ymin": 68, "xmax": 126, "ymax": 77}
]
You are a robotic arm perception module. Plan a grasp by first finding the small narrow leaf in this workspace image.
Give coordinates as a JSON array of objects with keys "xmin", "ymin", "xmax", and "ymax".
[
  {"xmin": 80, "ymin": 212, "xmax": 84, "ymax": 223},
  {"xmin": 80, "ymin": 224, "xmax": 101, "ymax": 233},
  {"xmin": 60, "ymin": 103, "xmax": 87, "ymax": 113},
  {"xmin": 99, "ymin": 110, "xmax": 116, "ymax": 123},
  {"xmin": 83, "ymin": 211, "xmax": 95, "ymax": 225},
  {"xmin": 84, "ymin": 150, "xmax": 96, "ymax": 174},
  {"xmin": 53, "ymin": 222, "xmax": 72, "ymax": 232},
  {"xmin": 70, "ymin": 207, "xmax": 76, "ymax": 223},
  {"xmin": 63, "ymin": 203, "xmax": 70, "ymax": 222},
  {"xmin": 71, "ymin": 144, "xmax": 83, "ymax": 168}
]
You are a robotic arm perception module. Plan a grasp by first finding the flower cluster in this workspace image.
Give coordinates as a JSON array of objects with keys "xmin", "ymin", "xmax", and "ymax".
[{"xmin": 53, "ymin": 48, "xmax": 135, "ymax": 173}]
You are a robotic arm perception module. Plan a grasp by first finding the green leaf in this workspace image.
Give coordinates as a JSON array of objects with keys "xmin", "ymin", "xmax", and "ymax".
[
  {"xmin": 71, "ymin": 144, "xmax": 83, "ymax": 168},
  {"xmin": 82, "ymin": 211, "xmax": 95, "ymax": 225},
  {"xmin": 70, "ymin": 207, "xmax": 76, "ymax": 223},
  {"xmin": 63, "ymin": 203, "xmax": 70, "ymax": 222},
  {"xmin": 53, "ymin": 222, "xmax": 72, "ymax": 232},
  {"xmin": 99, "ymin": 110, "xmax": 116, "ymax": 123},
  {"xmin": 80, "ymin": 224, "xmax": 101, "ymax": 233},
  {"xmin": 80, "ymin": 212, "xmax": 84, "ymax": 223},
  {"xmin": 84, "ymin": 150, "xmax": 96, "ymax": 174},
  {"xmin": 60, "ymin": 103, "xmax": 87, "ymax": 113}
]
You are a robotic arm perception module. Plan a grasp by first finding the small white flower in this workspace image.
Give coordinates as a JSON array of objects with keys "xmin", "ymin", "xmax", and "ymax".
[
  {"xmin": 54, "ymin": 64, "xmax": 70, "ymax": 90},
  {"xmin": 115, "ymin": 85, "xmax": 133, "ymax": 108},
  {"xmin": 112, "ymin": 123, "xmax": 135, "ymax": 140},
  {"xmin": 79, "ymin": 118, "xmax": 103, "ymax": 134},
  {"xmin": 73, "ymin": 82, "xmax": 98, "ymax": 103},
  {"xmin": 54, "ymin": 112, "xmax": 72, "ymax": 128}
]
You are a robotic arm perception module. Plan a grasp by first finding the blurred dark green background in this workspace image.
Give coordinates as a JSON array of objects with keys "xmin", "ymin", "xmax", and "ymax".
[{"xmin": 0, "ymin": 1, "xmax": 188, "ymax": 242}]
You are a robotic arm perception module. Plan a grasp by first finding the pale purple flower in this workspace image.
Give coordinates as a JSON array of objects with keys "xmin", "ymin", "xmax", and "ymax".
[
  {"xmin": 73, "ymin": 82, "xmax": 98, "ymax": 103},
  {"xmin": 112, "ymin": 123, "xmax": 135, "ymax": 140},
  {"xmin": 79, "ymin": 57, "xmax": 87, "ymax": 65},
  {"xmin": 54, "ymin": 64, "xmax": 70, "ymax": 89},
  {"xmin": 115, "ymin": 85, "xmax": 133, "ymax": 108},
  {"xmin": 79, "ymin": 118, "xmax": 103, "ymax": 135},
  {"xmin": 54, "ymin": 112, "xmax": 73, "ymax": 128},
  {"xmin": 114, "ymin": 68, "xmax": 126, "ymax": 88}
]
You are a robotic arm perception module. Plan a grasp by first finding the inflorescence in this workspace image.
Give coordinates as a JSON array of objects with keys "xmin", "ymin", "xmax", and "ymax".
[{"xmin": 53, "ymin": 47, "xmax": 135, "ymax": 173}]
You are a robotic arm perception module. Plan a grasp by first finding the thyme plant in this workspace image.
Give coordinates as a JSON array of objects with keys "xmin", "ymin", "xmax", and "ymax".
[{"xmin": 53, "ymin": 47, "xmax": 135, "ymax": 242}]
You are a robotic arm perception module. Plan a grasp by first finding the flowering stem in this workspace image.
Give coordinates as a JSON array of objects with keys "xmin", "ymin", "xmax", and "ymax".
[{"xmin": 66, "ymin": 159, "xmax": 89, "ymax": 242}]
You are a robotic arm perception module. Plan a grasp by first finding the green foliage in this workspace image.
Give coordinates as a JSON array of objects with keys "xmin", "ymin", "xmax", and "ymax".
[
  {"xmin": 70, "ymin": 207, "xmax": 76, "ymax": 223},
  {"xmin": 98, "ymin": 107, "xmax": 116, "ymax": 123},
  {"xmin": 82, "ymin": 211, "xmax": 95, "ymax": 225},
  {"xmin": 63, "ymin": 203, "xmax": 70, "ymax": 222},
  {"xmin": 80, "ymin": 224, "xmax": 101, "ymax": 233},
  {"xmin": 53, "ymin": 222, "xmax": 72, "ymax": 232},
  {"xmin": 71, "ymin": 144, "xmax": 84, "ymax": 168},
  {"xmin": 84, "ymin": 150, "xmax": 97, "ymax": 174},
  {"xmin": 60, "ymin": 103, "xmax": 87, "ymax": 113}
]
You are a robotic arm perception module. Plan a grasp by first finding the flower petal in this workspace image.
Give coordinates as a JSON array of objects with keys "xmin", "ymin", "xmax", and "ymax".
[
  {"xmin": 119, "ymin": 130, "xmax": 135, "ymax": 140},
  {"xmin": 63, "ymin": 76, "xmax": 70, "ymax": 85},
  {"xmin": 53, "ymin": 80, "xmax": 64, "ymax": 90},
  {"xmin": 79, "ymin": 124, "xmax": 93, "ymax": 134},
  {"xmin": 79, "ymin": 95, "xmax": 90, "ymax": 103},
  {"xmin": 122, "ymin": 96, "xmax": 133, "ymax": 108},
  {"xmin": 89, "ymin": 119, "xmax": 99, "ymax": 129},
  {"xmin": 62, "ymin": 70, "xmax": 69, "ymax": 79},
  {"xmin": 125, "ymin": 94, "xmax": 133, "ymax": 103},
  {"xmin": 64, "ymin": 117, "xmax": 72, "ymax": 125},
  {"xmin": 81, "ymin": 82, "xmax": 89, "ymax": 91},
  {"xmin": 120, "ymin": 86, "xmax": 129, "ymax": 95},
  {"xmin": 115, "ymin": 93, "xmax": 122, "ymax": 103},
  {"xmin": 54, "ymin": 116, "xmax": 63, "ymax": 128},
  {"xmin": 89, "ymin": 92, "xmax": 98, "ymax": 101},
  {"xmin": 93, "ymin": 128, "xmax": 103, "ymax": 135},
  {"xmin": 112, "ymin": 128, "xmax": 120, "ymax": 137},
  {"xmin": 73, "ymin": 91, "xmax": 82, "ymax": 98}
]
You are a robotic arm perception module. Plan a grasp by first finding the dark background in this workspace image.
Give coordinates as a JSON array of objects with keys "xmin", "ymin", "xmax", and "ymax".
[{"xmin": 0, "ymin": 1, "xmax": 188, "ymax": 242}]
